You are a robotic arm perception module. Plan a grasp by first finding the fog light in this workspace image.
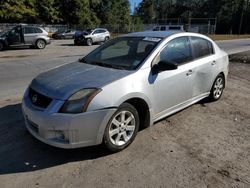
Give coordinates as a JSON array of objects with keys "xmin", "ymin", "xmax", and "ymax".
[{"xmin": 55, "ymin": 130, "xmax": 69, "ymax": 142}]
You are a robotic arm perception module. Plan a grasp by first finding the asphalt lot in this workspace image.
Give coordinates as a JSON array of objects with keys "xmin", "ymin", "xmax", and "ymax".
[
  {"xmin": 0, "ymin": 40, "xmax": 97, "ymax": 101},
  {"xmin": 0, "ymin": 39, "xmax": 250, "ymax": 188}
]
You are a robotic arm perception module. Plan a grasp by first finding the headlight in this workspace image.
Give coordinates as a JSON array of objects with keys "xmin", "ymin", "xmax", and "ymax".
[{"xmin": 60, "ymin": 88, "xmax": 101, "ymax": 114}]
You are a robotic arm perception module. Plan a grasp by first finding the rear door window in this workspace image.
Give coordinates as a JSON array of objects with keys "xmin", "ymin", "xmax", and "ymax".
[
  {"xmin": 34, "ymin": 28, "xmax": 43, "ymax": 33},
  {"xmin": 191, "ymin": 37, "xmax": 214, "ymax": 59},
  {"xmin": 24, "ymin": 27, "xmax": 35, "ymax": 34}
]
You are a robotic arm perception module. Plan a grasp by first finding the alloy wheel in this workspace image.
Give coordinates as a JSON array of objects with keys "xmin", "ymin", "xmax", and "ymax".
[
  {"xmin": 108, "ymin": 110, "xmax": 136, "ymax": 146},
  {"xmin": 36, "ymin": 40, "xmax": 46, "ymax": 49},
  {"xmin": 213, "ymin": 77, "xmax": 224, "ymax": 99}
]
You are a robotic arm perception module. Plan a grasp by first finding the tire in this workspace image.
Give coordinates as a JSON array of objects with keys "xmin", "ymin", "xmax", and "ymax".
[
  {"xmin": 103, "ymin": 103, "xmax": 139, "ymax": 152},
  {"xmin": 86, "ymin": 38, "xmax": 92, "ymax": 46},
  {"xmin": 104, "ymin": 36, "xmax": 109, "ymax": 42},
  {"xmin": 0, "ymin": 42, "xmax": 4, "ymax": 51},
  {"xmin": 36, "ymin": 39, "xmax": 46, "ymax": 49},
  {"xmin": 209, "ymin": 74, "xmax": 225, "ymax": 101}
]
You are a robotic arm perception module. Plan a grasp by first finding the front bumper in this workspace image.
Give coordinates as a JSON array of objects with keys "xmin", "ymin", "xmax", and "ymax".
[
  {"xmin": 74, "ymin": 37, "xmax": 85, "ymax": 44},
  {"xmin": 22, "ymin": 94, "xmax": 116, "ymax": 149}
]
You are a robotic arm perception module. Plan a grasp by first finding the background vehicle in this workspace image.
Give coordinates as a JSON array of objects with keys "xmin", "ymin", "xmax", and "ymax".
[
  {"xmin": 0, "ymin": 25, "xmax": 50, "ymax": 51},
  {"xmin": 22, "ymin": 31, "xmax": 229, "ymax": 152},
  {"xmin": 74, "ymin": 28, "xmax": 110, "ymax": 46},
  {"xmin": 52, "ymin": 29, "xmax": 76, "ymax": 39},
  {"xmin": 153, "ymin": 25, "xmax": 184, "ymax": 31}
]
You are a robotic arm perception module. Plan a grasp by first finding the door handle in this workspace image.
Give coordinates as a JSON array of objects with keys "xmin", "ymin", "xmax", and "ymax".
[
  {"xmin": 186, "ymin": 70, "xmax": 193, "ymax": 76},
  {"xmin": 211, "ymin": 61, "xmax": 216, "ymax": 66}
]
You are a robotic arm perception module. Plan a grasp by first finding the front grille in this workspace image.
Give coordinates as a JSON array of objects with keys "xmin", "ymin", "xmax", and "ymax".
[{"xmin": 29, "ymin": 88, "xmax": 52, "ymax": 109}]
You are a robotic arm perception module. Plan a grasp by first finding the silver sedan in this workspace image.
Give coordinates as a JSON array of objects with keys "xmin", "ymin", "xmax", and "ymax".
[{"xmin": 22, "ymin": 31, "xmax": 229, "ymax": 152}]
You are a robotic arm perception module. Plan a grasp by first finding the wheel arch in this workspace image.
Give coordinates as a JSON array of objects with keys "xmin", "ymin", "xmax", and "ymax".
[
  {"xmin": 35, "ymin": 38, "xmax": 46, "ymax": 45},
  {"xmin": 123, "ymin": 97, "xmax": 151, "ymax": 129},
  {"xmin": 210, "ymin": 71, "xmax": 226, "ymax": 91}
]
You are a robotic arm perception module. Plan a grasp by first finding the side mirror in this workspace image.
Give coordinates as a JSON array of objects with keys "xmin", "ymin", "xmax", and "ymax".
[{"xmin": 152, "ymin": 61, "xmax": 178, "ymax": 75}]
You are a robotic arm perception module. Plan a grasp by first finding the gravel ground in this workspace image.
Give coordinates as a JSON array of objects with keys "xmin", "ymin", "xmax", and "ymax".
[{"xmin": 0, "ymin": 49, "xmax": 250, "ymax": 187}]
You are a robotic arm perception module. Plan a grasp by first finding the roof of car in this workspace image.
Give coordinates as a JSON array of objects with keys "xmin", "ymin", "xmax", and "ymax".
[
  {"xmin": 94, "ymin": 28, "xmax": 107, "ymax": 30},
  {"xmin": 122, "ymin": 31, "xmax": 183, "ymax": 38}
]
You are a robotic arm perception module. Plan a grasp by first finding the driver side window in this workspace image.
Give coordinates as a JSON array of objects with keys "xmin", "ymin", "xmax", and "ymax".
[
  {"xmin": 159, "ymin": 37, "xmax": 192, "ymax": 65},
  {"xmin": 9, "ymin": 27, "xmax": 20, "ymax": 36},
  {"xmin": 93, "ymin": 30, "xmax": 100, "ymax": 35}
]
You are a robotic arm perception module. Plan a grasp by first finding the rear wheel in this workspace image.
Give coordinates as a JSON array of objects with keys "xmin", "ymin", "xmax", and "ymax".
[
  {"xmin": 103, "ymin": 103, "xmax": 139, "ymax": 152},
  {"xmin": 36, "ymin": 39, "xmax": 46, "ymax": 49},
  {"xmin": 104, "ymin": 36, "xmax": 109, "ymax": 42},
  {"xmin": 209, "ymin": 74, "xmax": 225, "ymax": 101},
  {"xmin": 86, "ymin": 38, "xmax": 92, "ymax": 46}
]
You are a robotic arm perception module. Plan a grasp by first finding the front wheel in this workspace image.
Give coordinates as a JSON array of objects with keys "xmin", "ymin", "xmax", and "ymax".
[
  {"xmin": 86, "ymin": 38, "xmax": 93, "ymax": 46},
  {"xmin": 209, "ymin": 74, "xmax": 225, "ymax": 101},
  {"xmin": 103, "ymin": 103, "xmax": 139, "ymax": 152},
  {"xmin": 104, "ymin": 36, "xmax": 109, "ymax": 42},
  {"xmin": 36, "ymin": 39, "xmax": 46, "ymax": 49}
]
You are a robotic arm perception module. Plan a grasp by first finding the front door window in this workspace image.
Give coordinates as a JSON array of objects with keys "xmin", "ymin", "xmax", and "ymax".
[{"xmin": 8, "ymin": 26, "xmax": 24, "ymax": 45}]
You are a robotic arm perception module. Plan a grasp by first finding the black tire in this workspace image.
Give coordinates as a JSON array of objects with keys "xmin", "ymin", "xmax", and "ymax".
[
  {"xmin": 0, "ymin": 42, "xmax": 4, "ymax": 51},
  {"xmin": 86, "ymin": 38, "xmax": 93, "ymax": 46},
  {"xmin": 104, "ymin": 36, "xmax": 109, "ymax": 42},
  {"xmin": 209, "ymin": 74, "xmax": 225, "ymax": 101},
  {"xmin": 36, "ymin": 39, "xmax": 46, "ymax": 49},
  {"xmin": 103, "ymin": 103, "xmax": 139, "ymax": 152}
]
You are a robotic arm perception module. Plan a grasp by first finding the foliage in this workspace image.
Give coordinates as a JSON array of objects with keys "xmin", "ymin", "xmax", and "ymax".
[
  {"xmin": 136, "ymin": 0, "xmax": 250, "ymax": 34},
  {"xmin": 0, "ymin": 0, "xmax": 37, "ymax": 22},
  {"xmin": 0, "ymin": 0, "xmax": 131, "ymax": 31},
  {"xmin": 36, "ymin": 0, "xmax": 61, "ymax": 23}
]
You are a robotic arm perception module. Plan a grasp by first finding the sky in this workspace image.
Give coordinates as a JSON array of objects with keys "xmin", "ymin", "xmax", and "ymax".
[{"xmin": 129, "ymin": 0, "xmax": 142, "ymax": 14}]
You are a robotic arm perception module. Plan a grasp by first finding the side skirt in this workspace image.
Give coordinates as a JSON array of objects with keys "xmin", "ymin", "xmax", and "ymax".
[{"xmin": 153, "ymin": 92, "xmax": 210, "ymax": 122}]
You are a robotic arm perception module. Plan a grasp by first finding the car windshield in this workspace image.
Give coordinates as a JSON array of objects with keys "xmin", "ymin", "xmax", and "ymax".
[
  {"xmin": 86, "ymin": 29, "xmax": 93, "ymax": 34},
  {"xmin": 81, "ymin": 37, "xmax": 161, "ymax": 70}
]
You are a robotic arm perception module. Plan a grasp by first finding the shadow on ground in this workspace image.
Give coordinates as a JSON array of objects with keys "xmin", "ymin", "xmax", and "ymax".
[
  {"xmin": 60, "ymin": 44, "xmax": 75, "ymax": 46},
  {"xmin": 0, "ymin": 103, "xmax": 110, "ymax": 175}
]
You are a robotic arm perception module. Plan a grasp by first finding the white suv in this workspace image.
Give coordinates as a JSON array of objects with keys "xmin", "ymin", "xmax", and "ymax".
[{"xmin": 74, "ymin": 28, "xmax": 110, "ymax": 46}]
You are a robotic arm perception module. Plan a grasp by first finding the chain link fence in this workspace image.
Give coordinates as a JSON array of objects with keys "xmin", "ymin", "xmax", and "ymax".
[
  {"xmin": 0, "ymin": 18, "xmax": 217, "ymax": 35},
  {"xmin": 0, "ymin": 23, "xmax": 68, "ymax": 33}
]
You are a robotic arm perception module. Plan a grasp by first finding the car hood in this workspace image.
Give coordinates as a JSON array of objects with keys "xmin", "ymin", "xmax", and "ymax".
[
  {"xmin": 75, "ymin": 31, "xmax": 90, "ymax": 37},
  {"xmin": 30, "ymin": 62, "xmax": 133, "ymax": 100}
]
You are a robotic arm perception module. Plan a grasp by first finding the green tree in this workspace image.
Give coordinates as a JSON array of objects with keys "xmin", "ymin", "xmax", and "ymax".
[
  {"xmin": 57, "ymin": 0, "xmax": 101, "ymax": 27},
  {"xmin": 137, "ymin": 0, "xmax": 157, "ymax": 23},
  {"xmin": 97, "ymin": 0, "xmax": 131, "ymax": 32},
  {"xmin": 36, "ymin": 0, "xmax": 61, "ymax": 23},
  {"xmin": 155, "ymin": 0, "xmax": 174, "ymax": 20},
  {"xmin": 0, "ymin": 0, "xmax": 37, "ymax": 23}
]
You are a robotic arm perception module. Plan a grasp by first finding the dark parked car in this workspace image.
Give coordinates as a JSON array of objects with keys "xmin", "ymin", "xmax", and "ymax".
[
  {"xmin": 0, "ymin": 25, "xmax": 50, "ymax": 51},
  {"xmin": 74, "ymin": 28, "xmax": 110, "ymax": 46}
]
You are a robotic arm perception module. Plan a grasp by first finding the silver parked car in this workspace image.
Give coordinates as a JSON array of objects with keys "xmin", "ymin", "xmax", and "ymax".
[
  {"xmin": 22, "ymin": 31, "xmax": 229, "ymax": 152},
  {"xmin": 0, "ymin": 25, "xmax": 50, "ymax": 50},
  {"xmin": 52, "ymin": 29, "xmax": 76, "ymax": 39},
  {"xmin": 74, "ymin": 28, "xmax": 110, "ymax": 46}
]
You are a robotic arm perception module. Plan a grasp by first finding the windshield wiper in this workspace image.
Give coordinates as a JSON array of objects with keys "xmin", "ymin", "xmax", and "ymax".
[{"xmin": 90, "ymin": 61, "xmax": 125, "ymax": 70}]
